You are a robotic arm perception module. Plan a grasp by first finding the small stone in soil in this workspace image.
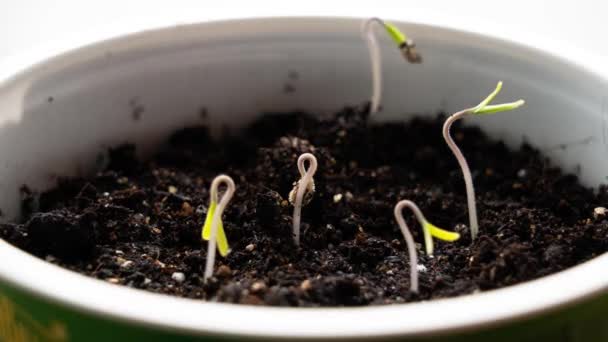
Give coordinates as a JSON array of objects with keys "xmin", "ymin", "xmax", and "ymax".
[
  {"xmin": 180, "ymin": 202, "xmax": 194, "ymax": 216},
  {"xmin": 216, "ymin": 265, "xmax": 232, "ymax": 278},
  {"xmin": 132, "ymin": 213, "xmax": 145, "ymax": 223},
  {"xmin": 250, "ymin": 281, "xmax": 267, "ymax": 293},
  {"xmin": 107, "ymin": 278, "xmax": 120, "ymax": 284},
  {"xmin": 344, "ymin": 191, "xmax": 354, "ymax": 201},
  {"xmin": 300, "ymin": 279, "xmax": 312, "ymax": 291}
]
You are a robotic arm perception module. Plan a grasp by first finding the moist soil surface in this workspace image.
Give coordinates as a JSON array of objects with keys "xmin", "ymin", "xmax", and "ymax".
[{"xmin": 2, "ymin": 107, "xmax": 608, "ymax": 307}]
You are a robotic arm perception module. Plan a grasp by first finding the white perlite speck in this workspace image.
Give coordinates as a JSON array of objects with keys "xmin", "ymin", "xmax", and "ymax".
[
  {"xmin": 171, "ymin": 272, "xmax": 186, "ymax": 283},
  {"xmin": 333, "ymin": 193, "xmax": 343, "ymax": 203},
  {"xmin": 416, "ymin": 264, "xmax": 428, "ymax": 273},
  {"xmin": 517, "ymin": 169, "xmax": 527, "ymax": 178}
]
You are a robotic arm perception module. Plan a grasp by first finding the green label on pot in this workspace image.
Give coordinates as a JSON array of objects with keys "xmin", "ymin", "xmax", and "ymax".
[{"xmin": 0, "ymin": 294, "xmax": 67, "ymax": 341}]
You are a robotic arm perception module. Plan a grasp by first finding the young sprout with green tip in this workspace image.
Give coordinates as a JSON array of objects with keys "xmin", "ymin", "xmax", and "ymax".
[
  {"xmin": 202, "ymin": 174, "xmax": 235, "ymax": 281},
  {"xmin": 443, "ymin": 81, "xmax": 525, "ymax": 240},
  {"xmin": 362, "ymin": 17, "xmax": 422, "ymax": 114},
  {"xmin": 394, "ymin": 200, "xmax": 460, "ymax": 293},
  {"xmin": 288, "ymin": 153, "xmax": 318, "ymax": 246}
]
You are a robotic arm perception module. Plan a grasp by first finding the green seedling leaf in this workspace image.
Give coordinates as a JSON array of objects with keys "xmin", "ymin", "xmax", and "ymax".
[
  {"xmin": 474, "ymin": 81, "xmax": 503, "ymax": 112},
  {"xmin": 473, "ymin": 81, "xmax": 525, "ymax": 115},
  {"xmin": 202, "ymin": 201, "xmax": 230, "ymax": 256},
  {"xmin": 202, "ymin": 201, "xmax": 216, "ymax": 239},
  {"xmin": 425, "ymin": 221, "xmax": 461, "ymax": 242},
  {"xmin": 384, "ymin": 22, "xmax": 408, "ymax": 46},
  {"xmin": 420, "ymin": 220, "xmax": 460, "ymax": 256},
  {"xmin": 474, "ymin": 100, "xmax": 526, "ymax": 115}
]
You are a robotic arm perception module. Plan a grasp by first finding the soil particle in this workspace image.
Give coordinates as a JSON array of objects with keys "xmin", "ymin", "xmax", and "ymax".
[{"xmin": 25, "ymin": 210, "xmax": 96, "ymax": 260}]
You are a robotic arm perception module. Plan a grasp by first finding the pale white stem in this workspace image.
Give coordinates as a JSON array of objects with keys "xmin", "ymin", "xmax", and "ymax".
[
  {"xmin": 292, "ymin": 153, "xmax": 318, "ymax": 246},
  {"xmin": 394, "ymin": 200, "xmax": 429, "ymax": 293},
  {"xmin": 204, "ymin": 175, "xmax": 235, "ymax": 282},
  {"xmin": 361, "ymin": 17, "xmax": 384, "ymax": 115},
  {"xmin": 442, "ymin": 109, "xmax": 479, "ymax": 240}
]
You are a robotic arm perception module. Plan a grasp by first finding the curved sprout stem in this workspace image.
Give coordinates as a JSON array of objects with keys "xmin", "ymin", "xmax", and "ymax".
[
  {"xmin": 203, "ymin": 175, "xmax": 235, "ymax": 282},
  {"xmin": 443, "ymin": 109, "xmax": 479, "ymax": 239},
  {"xmin": 361, "ymin": 18, "xmax": 422, "ymax": 115},
  {"xmin": 394, "ymin": 200, "xmax": 421, "ymax": 293},
  {"xmin": 394, "ymin": 200, "xmax": 461, "ymax": 293},
  {"xmin": 291, "ymin": 153, "xmax": 318, "ymax": 246},
  {"xmin": 442, "ymin": 81, "xmax": 525, "ymax": 240}
]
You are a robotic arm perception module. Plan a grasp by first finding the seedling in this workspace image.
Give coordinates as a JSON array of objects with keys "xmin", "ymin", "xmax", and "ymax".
[
  {"xmin": 443, "ymin": 81, "xmax": 525, "ymax": 240},
  {"xmin": 362, "ymin": 17, "xmax": 422, "ymax": 114},
  {"xmin": 289, "ymin": 153, "xmax": 318, "ymax": 246},
  {"xmin": 202, "ymin": 174, "xmax": 236, "ymax": 281},
  {"xmin": 394, "ymin": 200, "xmax": 460, "ymax": 293}
]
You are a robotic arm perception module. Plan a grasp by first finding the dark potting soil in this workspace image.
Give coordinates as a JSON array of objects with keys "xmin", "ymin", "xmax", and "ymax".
[{"xmin": 2, "ymin": 106, "xmax": 608, "ymax": 307}]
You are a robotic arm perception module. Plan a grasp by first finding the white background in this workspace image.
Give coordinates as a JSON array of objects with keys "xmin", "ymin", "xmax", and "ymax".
[{"xmin": 0, "ymin": 0, "xmax": 606, "ymax": 61}]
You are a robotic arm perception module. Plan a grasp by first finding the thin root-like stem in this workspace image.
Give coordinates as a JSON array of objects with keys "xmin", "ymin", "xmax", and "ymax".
[
  {"xmin": 442, "ymin": 109, "xmax": 479, "ymax": 240},
  {"xmin": 361, "ymin": 18, "xmax": 422, "ymax": 115},
  {"xmin": 362, "ymin": 18, "xmax": 385, "ymax": 115},
  {"xmin": 292, "ymin": 153, "xmax": 318, "ymax": 246},
  {"xmin": 204, "ymin": 175, "xmax": 235, "ymax": 282}
]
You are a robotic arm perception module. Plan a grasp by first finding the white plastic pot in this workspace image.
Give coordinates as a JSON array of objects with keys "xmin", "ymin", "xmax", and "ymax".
[{"xmin": 0, "ymin": 17, "xmax": 607, "ymax": 341}]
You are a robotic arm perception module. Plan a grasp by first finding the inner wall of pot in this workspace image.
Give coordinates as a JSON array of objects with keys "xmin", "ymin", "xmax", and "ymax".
[{"xmin": 0, "ymin": 18, "xmax": 606, "ymax": 221}]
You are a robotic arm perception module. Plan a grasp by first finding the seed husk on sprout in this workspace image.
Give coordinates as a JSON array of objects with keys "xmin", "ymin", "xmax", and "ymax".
[{"xmin": 290, "ymin": 153, "xmax": 318, "ymax": 246}]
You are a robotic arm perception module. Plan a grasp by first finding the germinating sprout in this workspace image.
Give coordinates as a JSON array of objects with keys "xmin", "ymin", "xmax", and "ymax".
[
  {"xmin": 202, "ymin": 174, "xmax": 236, "ymax": 281},
  {"xmin": 361, "ymin": 17, "xmax": 422, "ymax": 114},
  {"xmin": 288, "ymin": 153, "xmax": 318, "ymax": 246},
  {"xmin": 394, "ymin": 200, "xmax": 460, "ymax": 293},
  {"xmin": 443, "ymin": 81, "xmax": 525, "ymax": 240}
]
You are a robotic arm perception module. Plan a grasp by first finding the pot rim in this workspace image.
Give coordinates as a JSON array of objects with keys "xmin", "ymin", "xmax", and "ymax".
[{"xmin": 0, "ymin": 16, "xmax": 607, "ymax": 340}]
